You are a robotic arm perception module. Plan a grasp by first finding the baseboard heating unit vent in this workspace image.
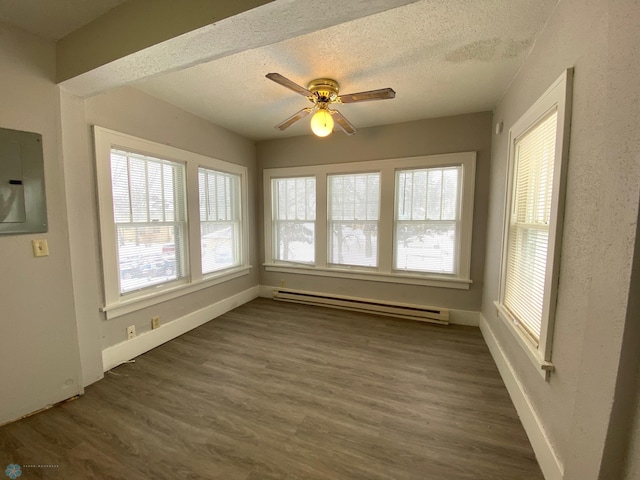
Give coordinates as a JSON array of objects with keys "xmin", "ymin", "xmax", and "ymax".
[{"xmin": 272, "ymin": 288, "xmax": 449, "ymax": 325}]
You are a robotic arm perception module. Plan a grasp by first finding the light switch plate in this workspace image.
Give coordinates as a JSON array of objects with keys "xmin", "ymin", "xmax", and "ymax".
[{"xmin": 32, "ymin": 239, "xmax": 49, "ymax": 257}]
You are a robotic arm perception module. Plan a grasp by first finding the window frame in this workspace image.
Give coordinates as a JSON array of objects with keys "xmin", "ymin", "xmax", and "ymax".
[
  {"xmin": 263, "ymin": 153, "xmax": 476, "ymax": 290},
  {"xmin": 271, "ymin": 176, "xmax": 317, "ymax": 265},
  {"xmin": 109, "ymin": 149, "xmax": 189, "ymax": 295},
  {"xmin": 198, "ymin": 167, "xmax": 243, "ymax": 275},
  {"xmin": 94, "ymin": 127, "xmax": 250, "ymax": 319},
  {"xmin": 394, "ymin": 165, "xmax": 463, "ymax": 276},
  {"xmin": 327, "ymin": 172, "xmax": 381, "ymax": 269},
  {"xmin": 495, "ymin": 69, "xmax": 573, "ymax": 380}
]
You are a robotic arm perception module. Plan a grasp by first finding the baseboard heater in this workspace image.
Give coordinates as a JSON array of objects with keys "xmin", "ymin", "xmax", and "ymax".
[{"xmin": 272, "ymin": 288, "xmax": 449, "ymax": 325}]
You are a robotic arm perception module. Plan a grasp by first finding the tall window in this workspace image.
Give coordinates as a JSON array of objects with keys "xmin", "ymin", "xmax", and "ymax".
[
  {"xmin": 272, "ymin": 177, "xmax": 316, "ymax": 264},
  {"xmin": 496, "ymin": 69, "xmax": 572, "ymax": 379},
  {"xmin": 328, "ymin": 172, "xmax": 380, "ymax": 267},
  {"xmin": 503, "ymin": 111, "xmax": 557, "ymax": 343},
  {"xmin": 395, "ymin": 167, "xmax": 460, "ymax": 274},
  {"xmin": 110, "ymin": 149, "xmax": 187, "ymax": 294},
  {"xmin": 199, "ymin": 168, "xmax": 241, "ymax": 274}
]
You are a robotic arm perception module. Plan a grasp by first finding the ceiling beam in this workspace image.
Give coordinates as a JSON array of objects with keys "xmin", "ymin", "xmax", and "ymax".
[
  {"xmin": 57, "ymin": 0, "xmax": 422, "ymax": 97},
  {"xmin": 56, "ymin": 0, "xmax": 275, "ymax": 84}
]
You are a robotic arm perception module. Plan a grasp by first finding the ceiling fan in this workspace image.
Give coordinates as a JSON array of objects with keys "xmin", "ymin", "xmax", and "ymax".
[{"xmin": 266, "ymin": 73, "xmax": 396, "ymax": 137}]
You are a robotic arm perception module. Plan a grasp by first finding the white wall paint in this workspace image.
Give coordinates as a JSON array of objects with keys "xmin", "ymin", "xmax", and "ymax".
[
  {"xmin": 59, "ymin": 89, "xmax": 104, "ymax": 387},
  {"xmin": 481, "ymin": 0, "xmax": 640, "ymax": 478},
  {"xmin": 0, "ymin": 23, "xmax": 82, "ymax": 424},
  {"xmin": 73, "ymin": 87, "xmax": 259, "ymax": 352},
  {"xmin": 256, "ymin": 112, "xmax": 492, "ymax": 312}
]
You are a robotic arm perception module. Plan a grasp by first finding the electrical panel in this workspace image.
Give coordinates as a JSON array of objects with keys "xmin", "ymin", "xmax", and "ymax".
[{"xmin": 0, "ymin": 127, "xmax": 47, "ymax": 234}]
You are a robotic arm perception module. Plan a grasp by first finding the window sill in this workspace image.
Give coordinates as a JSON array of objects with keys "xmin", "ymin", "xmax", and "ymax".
[
  {"xmin": 263, "ymin": 263, "xmax": 471, "ymax": 290},
  {"xmin": 101, "ymin": 266, "xmax": 252, "ymax": 319},
  {"xmin": 494, "ymin": 301, "xmax": 554, "ymax": 381}
]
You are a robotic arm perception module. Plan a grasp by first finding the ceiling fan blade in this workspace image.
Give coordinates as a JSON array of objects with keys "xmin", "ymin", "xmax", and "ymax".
[
  {"xmin": 330, "ymin": 109, "xmax": 357, "ymax": 136},
  {"xmin": 275, "ymin": 108, "xmax": 313, "ymax": 131},
  {"xmin": 338, "ymin": 88, "xmax": 396, "ymax": 104},
  {"xmin": 266, "ymin": 73, "xmax": 315, "ymax": 97}
]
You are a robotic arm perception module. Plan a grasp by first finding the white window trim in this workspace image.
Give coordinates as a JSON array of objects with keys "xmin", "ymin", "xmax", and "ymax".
[
  {"xmin": 263, "ymin": 152, "xmax": 476, "ymax": 290},
  {"xmin": 198, "ymin": 167, "xmax": 244, "ymax": 275},
  {"xmin": 94, "ymin": 126, "xmax": 250, "ymax": 319},
  {"xmin": 496, "ymin": 68, "xmax": 573, "ymax": 380}
]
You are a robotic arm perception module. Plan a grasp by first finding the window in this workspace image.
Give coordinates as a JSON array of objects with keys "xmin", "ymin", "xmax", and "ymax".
[
  {"xmin": 199, "ymin": 168, "xmax": 242, "ymax": 274},
  {"xmin": 328, "ymin": 173, "xmax": 380, "ymax": 268},
  {"xmin": 263, "ymin": 152, "xmax": 475, "ymax": 289},
  {"xmin": 503, "ymin": 111, "xmax": 557, "ymax": 341},
  {"xmin": 111, "ymin": 150, "xmax": 187, "ymax": 294},
  {"xmin": 395, "ymin": 167, "xmax": 460, "ymax": 274},
  {"xmin": 272, "ymin": 177, "xmax": 316, "ymax": 264},
  {"xmin": 94, "ymin": 127, "xmax": 250, "ymax": 319},
  {"xmin": 495, "ymin": 69, "xmax": 573, "ymax": 379}
]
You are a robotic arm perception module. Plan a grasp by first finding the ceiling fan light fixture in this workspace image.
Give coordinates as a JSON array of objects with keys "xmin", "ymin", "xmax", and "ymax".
[
  {"xmin": 266, "ymin": 72, "xmax": 395, "ymax": 137},
  {"xmin": 310, "ymin": 108, "xmax": 334, "ymax": 137}
]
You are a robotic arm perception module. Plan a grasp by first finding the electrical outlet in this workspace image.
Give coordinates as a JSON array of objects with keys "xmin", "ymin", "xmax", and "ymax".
[
  {"xmin": 32, "ymin": 239, "xmax": 49, "ymax": 257},
  {"xmin": 280, "ymin": 280, "xmax": 285, "ymax": 287},
  {"xmin": 127, "ymin": 325, "xmax": 136, "ymax": 340},
  {"xmin": 151, "ymin": 316, "xmax": 160, "ymax": 329}
]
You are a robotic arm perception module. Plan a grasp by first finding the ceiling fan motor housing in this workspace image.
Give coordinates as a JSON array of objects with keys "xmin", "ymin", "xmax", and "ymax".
[{"xmin": 308, "ymin": 78, "xmax": 339, "ymax": 102}]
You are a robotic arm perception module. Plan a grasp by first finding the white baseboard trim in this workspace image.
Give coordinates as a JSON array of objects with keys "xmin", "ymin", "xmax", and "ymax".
[
  {"xmin": 258, "ymin": 285, "xmax": 478, "ymax": 326},
  {"xmin": 479, "ymin": 313, "xmax": 564, "ymax": 480},
  {"xmin": 102, "ymin": 286, "xmax": 259, "ymax": 372}
]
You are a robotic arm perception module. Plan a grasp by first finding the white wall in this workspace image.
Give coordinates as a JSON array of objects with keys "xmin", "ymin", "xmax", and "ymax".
[
  {"xmin": 59, "ymin": 89, "xmax": 104, "ymax": 387},
  {"xmin": 480, "ymin": 0, "xmax": 640, "ymax": 478},
  {"xmin": 257, "ymin": 112, "xmax": 492, "ymax": 313},
  {"xmin": 0, "ymin": 23, "xmax": 82, "ymax": 424},
  {"xmin": 60, "ymin": 86, "xmax": 258, "ymax": 362}
]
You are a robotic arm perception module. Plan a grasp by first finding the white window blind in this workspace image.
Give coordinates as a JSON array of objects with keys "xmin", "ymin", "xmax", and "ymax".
[
  {"xmin": 198, "ymin": 168, "xmax": 241, "ymax": 274},
  {"xmin": 394, "ymin": 166, "xmax": 461, "ymax": 274},
  {"xmin": 273, "ymin": 177, "xmax": 316, "ymax": 264},
  {"xmin": 328, "ymin": 172, "xmax": 380, "ymax": 267},
  {"xmin": 503, "ymin": 109, "xmax": 558, "ymax": 343},
  {"xmin": 110, "ymin": 149, "xmax": 187, "ymax": 294}
]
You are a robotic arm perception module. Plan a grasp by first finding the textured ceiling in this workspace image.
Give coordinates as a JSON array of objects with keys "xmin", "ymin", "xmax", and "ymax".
[
  {"xmin": 136, "ymin": 0, "xmax": 558, "ymax": 141},
  {"xmin": 0, "ymin": 0, "xmax": 558, "ymax": 141},
  {"xmin": 0, "ymin": 0, "xmax": 128, "ymax": 39}
]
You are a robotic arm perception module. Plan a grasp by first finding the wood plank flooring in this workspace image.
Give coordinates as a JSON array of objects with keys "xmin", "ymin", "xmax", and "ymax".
[{"xmin": 0, "ymin": 298, "xmax": 543, "ymax": 479}]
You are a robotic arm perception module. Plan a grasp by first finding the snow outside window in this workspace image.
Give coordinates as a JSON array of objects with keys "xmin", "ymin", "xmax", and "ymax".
[
  {"xmin": 272, "ymin": 177, "xmax": 316, "ymax": 264},
  {"xmin": 263, "ymin": 152, "xmax": 475, "ymax": 290},
  {"xmin": 394, "ymin": 167, "xmax": 461, "ymax": 275},
  {"xmin": 328, "ymin": 172, "xmax": 380, "ymax": 268}
]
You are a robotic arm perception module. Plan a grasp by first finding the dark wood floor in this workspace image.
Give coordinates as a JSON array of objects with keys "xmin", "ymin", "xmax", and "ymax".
[{"xmin": 0, "ymin": 298, "xmax": 543, "ymax": 479}]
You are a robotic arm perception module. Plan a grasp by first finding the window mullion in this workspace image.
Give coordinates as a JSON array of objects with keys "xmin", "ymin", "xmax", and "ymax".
[
  {"xmin": 378, "ymin": 165, "xmax": 395, "ymax": 273},
  {"xmin": 315, "ymin": 174, "xmax": 327, "ymax": 267},
  {"xmin": 126, "ymin": 154, "xmax": 133, "ymax": 222}
]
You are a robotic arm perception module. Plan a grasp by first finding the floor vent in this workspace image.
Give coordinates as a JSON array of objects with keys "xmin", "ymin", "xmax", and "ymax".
[{"xmin": 272, "ymin": 288, "xmax": 449, "ymax": 325}]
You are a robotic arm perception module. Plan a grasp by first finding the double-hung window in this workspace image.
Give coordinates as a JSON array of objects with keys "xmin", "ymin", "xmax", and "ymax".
[
  {"xmin": 328, "ymin": 173, "xmax": 380, "ymax": 268},
  {"xmin": 495, "ymin": 69, "xmax": 573, "ymax": 379},
  {"xmin": 199, "ymin": 168, "xmax": 242, "ymax": 274},
  {"xmin": 110, "ymin": 150, "xmax": 187, "ymax": 294},
  {"xmin": 95, "ymin": 127, "xmax": 250, "ymax": 319},
  {"xmin": 395, "ymin": 167, "xmax": 460, "ymax": 274},
  {"xmin": 263, "ymin": 152, "xmax": 475, "ymax": 289},
  {"xmin": 272, "ymin": 177, "xmax": 316, "ymax": 264}
]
